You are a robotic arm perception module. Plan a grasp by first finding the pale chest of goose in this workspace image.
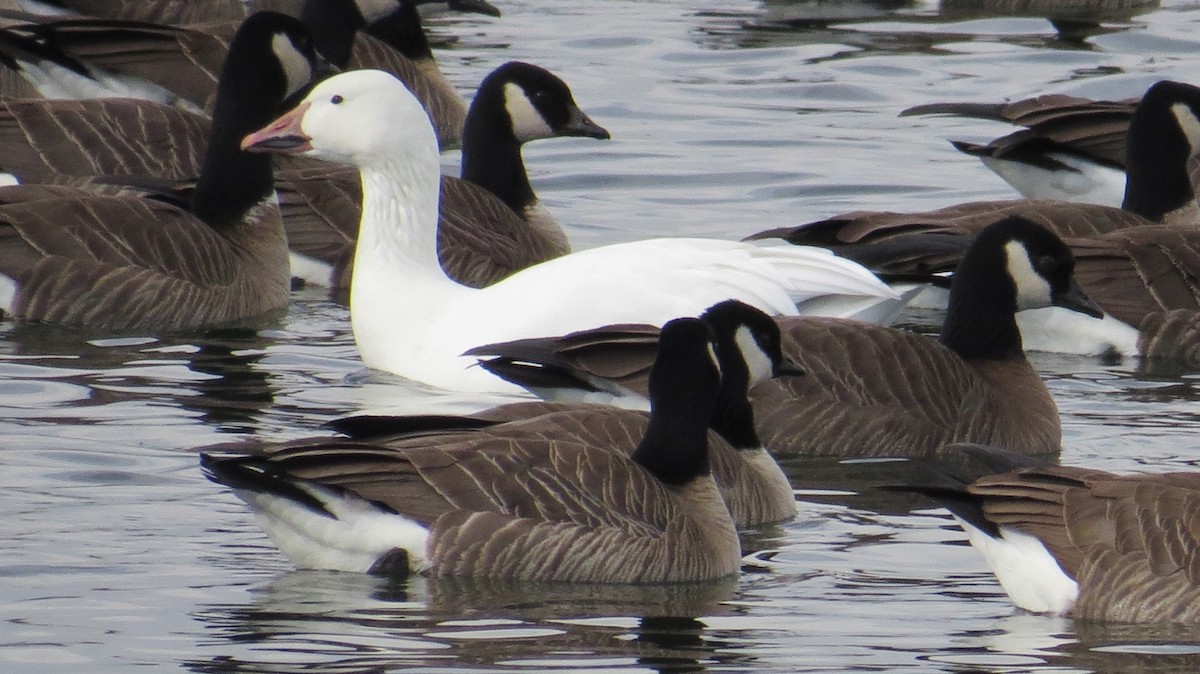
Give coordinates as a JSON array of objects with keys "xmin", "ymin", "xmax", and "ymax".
[
  {"xmin": 241, "ymin": 69, "xmax": 908, "ymax": 393},
  {"xmin": 201, "ymin": 318, "xmax": 743, "ymax": 583}
]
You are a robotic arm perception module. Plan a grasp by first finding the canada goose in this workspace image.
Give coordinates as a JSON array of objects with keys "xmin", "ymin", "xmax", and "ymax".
[
  {"xmin": 0, "ymin": 61, "xmax": 608, "ymax": 291},
  {"xmin": 240, "ymin": 69, "xmax": 907, "ymax": 392},
  {"xmin": 0, "ymin": 11, "xmax": 326, "ymax": 330},
  {"xmin": 0, "ymin": 0, "xmax": 493, "ymax": 146},
  {"xmin": 903, "ymin": 91, "xmax": 1135, "ymax": 207},
  {"xmin": 201, "ymin": 317, "xmax": 743, "ymax": 583},
  {"xmin": 330, "ymin": 299, "xmax": 802, "ymax": 528},
  {"xmin": 284, "ymin": 60, "xmax": 612, "ymax": 291},
  {"xmin": 904, "ymin": 443, "xmax": 1200, "ymax": 623},
  {"xmin": 470, "ymin": 217, "xmax": 1101, "ymax": 456}
]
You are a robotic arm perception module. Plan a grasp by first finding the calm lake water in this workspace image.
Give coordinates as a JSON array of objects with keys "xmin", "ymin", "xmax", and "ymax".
[{"xmin": 7, "ymin": 0, "xmax": 1200, "ymax": 671}]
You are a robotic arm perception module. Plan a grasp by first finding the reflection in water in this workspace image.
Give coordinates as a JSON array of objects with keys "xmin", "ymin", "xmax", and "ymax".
[
  {"xmin": 187, "ymin": 571, "xmax": 741, "ymax": 673},
  {"xmin": 692, "ymin": 0, "xmax": 1157, "ymax": 53}
]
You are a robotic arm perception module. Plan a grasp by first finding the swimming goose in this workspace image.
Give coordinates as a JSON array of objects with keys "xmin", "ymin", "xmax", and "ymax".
[
  {"xmin": 201, "ymin": 317, "xmax": 743, "ymax": 583},
  {"xmin": 905, "ymin": 82, "xmax": 1200, "ymax": 212},
  {"xmin": 330, "ymin": 299, "xmax": 801, "ymax": 528},
  {"xmin": 240, "ymin": 69, "xmax": 908, "ymax": 392},
  {"xmin": 0, "ymin": 11, "xmax": 324, "ymax": 330},
  {"xmin": 906, "ymin": 443, "xmax": 1200, "ymax": 622},
  {"xmin": 470, "ymin": 217, "xmax": 1101, "ymax": 457},
  {"xmin": 284, "ymin": 60, "xmax": 612, "ymax": 291},
  {"xmin": 0, "ymin": 0, "xmax": 491, "ymax": 146},
  {"xmin": 0, "ymin": 61, "xmax": 608, "ymax": 291},
  {"xmin": 903, "ymin": 92, "xmax": 1134, "ymax": 207}
]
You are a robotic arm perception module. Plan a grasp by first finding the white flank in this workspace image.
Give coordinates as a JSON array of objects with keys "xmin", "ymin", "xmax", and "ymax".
[
  {"xmin": 236, "ymin": 483, "xmax": 431, "ymax": 574},
  {"xmin": 1016, "ymin": 306, "xmax": 1140, "ymax": 357},
  {"xmin": 0, "ymin": 274, "xmax": 17, "ymax": 313},
  {"xmin": 288, "ymin": 252, "xmax": 335, "ymax": 288},
  {"xmin": 957, "ymin": 517, "xmax": 1079, "ymax": 616},
  {"xmin": 980, "ymin": 154, "xmax": 1125, "ymax": 208}
]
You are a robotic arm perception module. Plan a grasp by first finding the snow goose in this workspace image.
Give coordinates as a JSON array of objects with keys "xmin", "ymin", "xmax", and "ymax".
[
  {"xmin": 200, "ymin": 317, "xmax": 743, "ymax": 582},
  {"xmin": 0, "ymin": 11, "xmax": 325, "ymax": 330},
  {"xmin": 241, "ymin": 69, "xmax": 907, "ymax": 393},
  {"xmin": 470, "ymin": 218, "xmax": 1102, "ymax": 457},
  {"xmin": 904, "ymin": 443, "xmax": 1200, "ymax": 622}
]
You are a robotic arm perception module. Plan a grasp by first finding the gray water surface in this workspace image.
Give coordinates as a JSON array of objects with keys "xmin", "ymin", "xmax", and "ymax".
[{"xmin": 7, "ymin": 0, "xmax": 1200, "ymax": 671}]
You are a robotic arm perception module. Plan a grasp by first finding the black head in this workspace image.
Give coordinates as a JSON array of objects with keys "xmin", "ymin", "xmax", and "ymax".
[
  {"xmin": 942, "ymin": 216, "xmax": 1102, "ymax": 360},
  {"xmin": 474, "ymin": 61, "xmax": 611, "ymax": 143},
  {"xmin": 1123, "ymin": 80, "xmax": 1200, "ymax": 220},
  {"xmin": 701, "ymin": 300, "xmax": 804, "ymax": 386}
]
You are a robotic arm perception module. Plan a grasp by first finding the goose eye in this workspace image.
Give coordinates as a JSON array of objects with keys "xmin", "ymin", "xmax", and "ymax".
[
  {"xmin": 1035, "ymin": 255, "xmax": 1058, "ymax": 274},
  {"xmin": 331, "ymin": 95, "xmax": 344, "ymax": 105}
]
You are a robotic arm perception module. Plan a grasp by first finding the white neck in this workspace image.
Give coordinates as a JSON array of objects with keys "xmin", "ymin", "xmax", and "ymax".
[{"xmin": 354, "ymin": 154, "xmax": 445, "ymax": 277}]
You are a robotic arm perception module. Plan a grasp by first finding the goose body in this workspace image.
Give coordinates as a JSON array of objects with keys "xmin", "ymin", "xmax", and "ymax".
[
  {"xmin": 201, "ymin": 318, "xmax": 743, "ymax": 583},
  {"xmin": 0, "ymin": 12, "xmax": 323, "ymax": 330},
  {"xmin": 242, "ymin": 69, "xmax": 907, "ymax": 393},
  {"xmin": 910, "ymin": 445, "xmax": 1200, "ymax": 623},
  {"xmin": 471, "ymin": 218, "xmax": 1101, "ymax": 457}
]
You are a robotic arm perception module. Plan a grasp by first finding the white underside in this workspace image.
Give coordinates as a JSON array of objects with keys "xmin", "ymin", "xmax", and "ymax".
[
  {"xmin": 979, "ymin": 154, "xmax": 1126, "ymax": 207},
  {"xmin": 957, "ymin": 517, "xmax": 1079, "ymax": 616},
  {"xmin": 354, "ymin": 238, "xmax": 909, "ymax": 394},
  {"xmin": 1015, "ymin": 306, "xmax": 1140, "ymax": 357},
  {"xmin": 288, "ymin": 252, "xmax": 336, "ymax": 288},
  {"xmin": 234, "ymin": 483, "xmax": 431, "ymax": 574}
]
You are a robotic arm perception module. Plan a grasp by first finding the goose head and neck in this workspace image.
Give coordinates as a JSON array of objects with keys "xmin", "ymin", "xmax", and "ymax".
[
  {"xmin": 700, "ymin": 300, "xmax": 804, "ymax": 451},
  {"xmin": 193, "ymin": 12, "xmax": 330, "ymax": 230},
  {"xmin": 629, "ymin": 318, "xmax": 722, "ymax": 487},
  {"xmin": 461, "ymin": 61, "xmax": 610, "ymax": 220},
  {"xmin": 1122, "ymin": 80, "xmax": 1200, "ymax": 224},
  {"xmin": 940, "ymin": 216, "xmax": 1103, "ymax": 361},
  {"xmin": 244, "ymin": 69, "xmax": 446, "ymax": 279}
]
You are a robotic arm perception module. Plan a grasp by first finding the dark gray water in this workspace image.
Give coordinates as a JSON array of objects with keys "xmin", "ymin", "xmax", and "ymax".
[{"xmin": 6, "ymin": 0, "xmax": 1200, "ymax": 671}]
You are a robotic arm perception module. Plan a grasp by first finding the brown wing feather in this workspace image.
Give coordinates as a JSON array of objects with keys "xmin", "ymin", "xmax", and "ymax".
[
  {"xmin": 1069, "ymin": 226, "xmax": 1200, "ymax": 327},
  {"xmin": 0, "ymin": 98, "xmax": 208, "ymax": 181}
]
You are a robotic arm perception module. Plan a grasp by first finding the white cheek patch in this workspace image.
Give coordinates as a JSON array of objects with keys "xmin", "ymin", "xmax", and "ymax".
[
  {"xmin": 504, "ymin": 83, "xmax": 554, "ymax": 142},
  {"xmin": 1005, "ymin": 241, "xmax": 1053, "ymax": 311},
  {"xmin": 273, "ymin": 33, "xmax": 311, "ymax": 100},
  {"xmin": 1171, "ymin": 102, "xmax": 1200, "ymax": 156},
  {"xmin": 734, "ymin": 326, "xmax": 774, "ymax": 387}
]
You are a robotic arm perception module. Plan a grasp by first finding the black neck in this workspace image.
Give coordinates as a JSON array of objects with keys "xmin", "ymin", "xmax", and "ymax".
[
  {"xmin": 301, "ymin": 0, "xmax": 364, "ymax": 67},
  {"xmin": 939, "ymin": 246, "xmax": 1024, "ymax": 362},
  {"xmin": 1123, "ymin": 83, "xmax": 1197, "ymax": 221},
  {"xmin": 630, "ymin": 405, "xmax": 712, "ymax": 487},
  {"xmin": 190, "ymin": 48, "xmax": 279, "ymax": 229},
  {"xmin": 460, "ymin": 93, "xmax": 536, "ymax": 214},
  {"xmin": 364, "ymin": 1, "xmax": 432, "ymax": 62}
]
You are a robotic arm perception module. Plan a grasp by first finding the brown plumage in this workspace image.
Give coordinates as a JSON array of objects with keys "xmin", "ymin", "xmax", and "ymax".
[{"xmin": 202, "ymin": 318, "xmax": 744, "ymax": 583}]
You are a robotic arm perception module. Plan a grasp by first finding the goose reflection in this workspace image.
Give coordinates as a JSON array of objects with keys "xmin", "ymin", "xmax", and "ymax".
[{"xmin": 185, "ymin": 569, "xmax": 746, "ymax": 673}]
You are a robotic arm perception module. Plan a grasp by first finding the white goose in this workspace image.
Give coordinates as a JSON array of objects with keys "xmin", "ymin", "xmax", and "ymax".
[{"xmin": 241, "ymin": 69, "xmax": 909, "ymax": 393}]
